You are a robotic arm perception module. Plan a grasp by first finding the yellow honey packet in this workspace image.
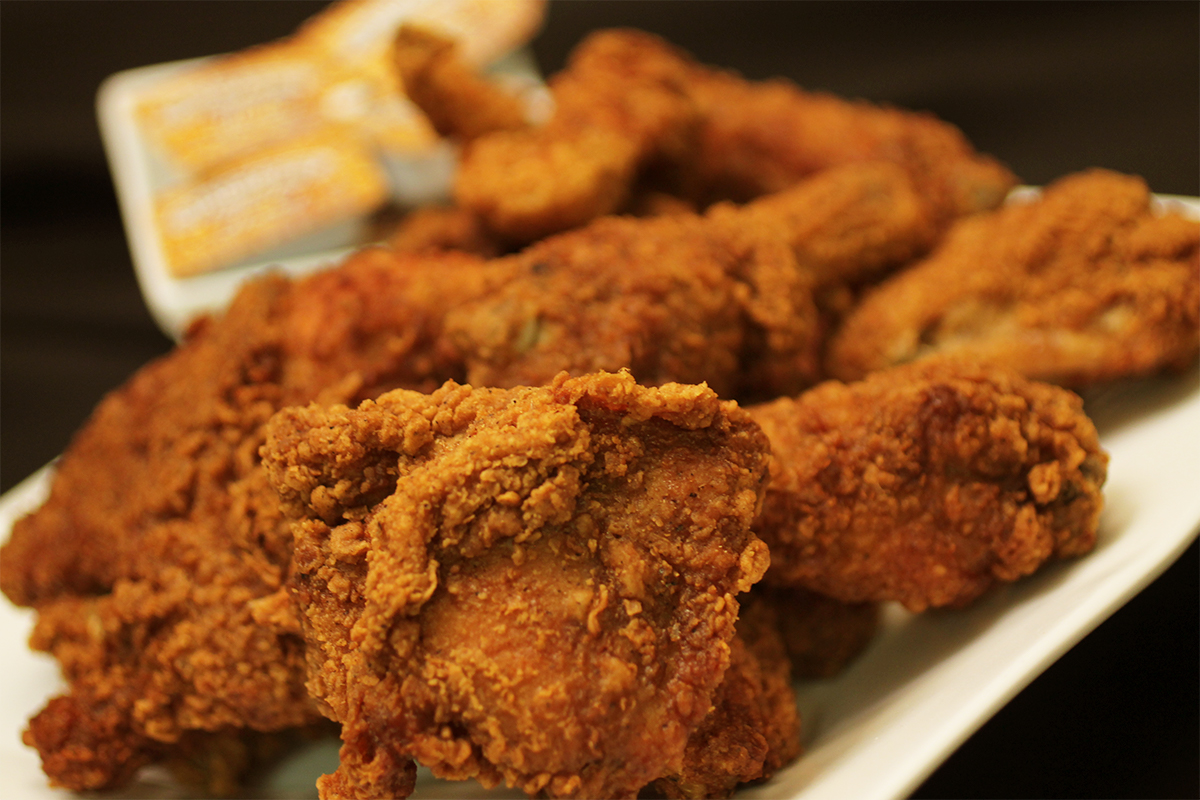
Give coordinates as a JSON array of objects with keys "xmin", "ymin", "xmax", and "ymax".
[
  {"xmin": 137, "ymin": 39, "xmax": 339, "ymax": 173},
  {"xmin": 156, "ymin": 132, "xmax": 388, "ymax": 278}
]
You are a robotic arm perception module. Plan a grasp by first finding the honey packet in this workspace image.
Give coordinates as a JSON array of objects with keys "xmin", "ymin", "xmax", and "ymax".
[
  {"xmin": 138, "ymin": 0, "xmax": 546, "ymax": 278},
  {"xmin": 156, "ymin": 132, "xmax": 389, "ymax": 278},
  {"xmin": 137, "ymin": 39, "xmax": 338, "ymax": 174}
]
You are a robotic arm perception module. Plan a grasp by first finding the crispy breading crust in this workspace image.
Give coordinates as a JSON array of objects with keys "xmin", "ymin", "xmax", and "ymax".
[
  {"xmin": 827, "ymin": 170, "xmax": 1200, "ymax": 385},
  {"xmin": 751, "ymin": 360, "xmax": 1108, "ymax": 611},
  {"xmin": 653, "ymin": 596, "xmax": 802, "ymax": 799},
  {"xmin": 262, "ymin": 372, "xmax": 772, "ymax": 799},
  {"xmin": 0, "ymin": 248, "xmax": 506, "ymax": 791}
]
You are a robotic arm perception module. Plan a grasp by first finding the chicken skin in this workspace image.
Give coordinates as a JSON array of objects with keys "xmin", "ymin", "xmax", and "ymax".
[
  {"xmin": 261, "ymin": 371, "xmax": 772, "ymax": 799},
  {"xmin": 750, "ymin": 359, "xmax": 1108, "ymax": 612},
  {"xmin": 827, "ymin": 169, "xmax": 1200, "ymax": 386}
]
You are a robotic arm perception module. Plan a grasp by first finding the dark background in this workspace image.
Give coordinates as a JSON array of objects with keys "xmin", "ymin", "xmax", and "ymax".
[{"xmin": 2, "ymin": 2, "xmax": 1197, "ymax": 798}]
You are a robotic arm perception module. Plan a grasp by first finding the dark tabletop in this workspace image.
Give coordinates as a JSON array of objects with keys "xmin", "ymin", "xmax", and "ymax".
[{"xmin": 2, "ymin": 2, "xmax": 1197, "ymax": 798}]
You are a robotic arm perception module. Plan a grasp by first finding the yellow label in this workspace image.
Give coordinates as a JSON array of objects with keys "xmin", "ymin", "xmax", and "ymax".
[
  {"xmin": 157, "ymin": 133, "xmax": 389, "ymax": 277},
  {"xmin": 138, "ymin": 40, "xmax": 337, "ymax": 172}
]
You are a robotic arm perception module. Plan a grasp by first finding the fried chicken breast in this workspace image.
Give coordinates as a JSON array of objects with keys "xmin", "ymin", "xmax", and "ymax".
[{"xmin": 261, "ymin": 371, "xmax": 772, "ymax": 799}]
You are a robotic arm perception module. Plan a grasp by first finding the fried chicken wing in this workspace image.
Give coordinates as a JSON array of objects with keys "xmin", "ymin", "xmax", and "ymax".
[
  {"xmin": 393, "ymin": 24, "xmax": 528, "ymax": 142},
  {"xmin": 750, "ymin": 359, "xmax": 1108, "ymax": 611},
  {"xmin": 0, "ymin": 248, "xmax": 507, "ymax": 791},
  {"xmin": 454, "ymin": 29, "xmax": 1014, "ymax": 244},
  {"xmin": 827, "ymin": 170, "xmax": 1200, "ymax": 385},
  {"xmin": 455, "ymin": 29, "xmax": 698, "ymax": 243},
  {"xmin": 261, "ymin": 371, "xmax": 772, "ymax": 799}
]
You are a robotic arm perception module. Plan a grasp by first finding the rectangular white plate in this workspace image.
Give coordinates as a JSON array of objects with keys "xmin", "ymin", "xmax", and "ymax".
[{"xmin": 3, "ymin": 202, "xmax": 1198, "ymax": 798}]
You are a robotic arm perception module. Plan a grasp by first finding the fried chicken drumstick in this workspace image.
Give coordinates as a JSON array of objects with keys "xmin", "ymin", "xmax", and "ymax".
[
  {"xmin": 751, "ymin": 359, "xmax": 1108, "ymax": 612},
  {"xmin": 447, "ymin": 160, "xmax": 936, "ymax": 401},
  {"xmin": 261, "ymin": 372, "xmax": 773, "ymax": 799}
]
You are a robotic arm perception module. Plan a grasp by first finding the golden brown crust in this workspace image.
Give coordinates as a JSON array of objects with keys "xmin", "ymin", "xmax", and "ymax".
[
  {"xmin": 0, "ymin": 247, "xmax": 507, "ymax": 791},
  {"xmin": 751, "ymin": 359, "xmax": 1108, "ymax": 611},
  {"xmin": 454, "ymin": 28, "xmax": 1014, "ymax": 244},
  {"xmin": 446, "ymin": 162, "xmax": 943, "ymax": 403},
  {"xmin": 686, "ymin": 71, "xmax": 1017, "ymax": 221},
  {"xmin": 652, "ymin": 596, "xmax": 802, "ymax": 799},
  {"xmin": 827, "ymin": 170, "xmax": 1200, "ymax": 386},
  {"xmin": 455, "ymin": 29, "xmax": 699, "ymax": 243},
  {"xmin": 393, "ymin": 24, "xmax": 528, "ymax": 142},
  {"xmin": 445, "ymin": 214, "xmax": 754, "ymax": 398},
  {"xmin": 261, "ymin": 372, "xmax": 772, "ymax": 799}
]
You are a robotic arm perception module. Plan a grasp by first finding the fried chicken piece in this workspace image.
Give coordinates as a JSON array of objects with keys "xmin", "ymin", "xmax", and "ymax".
[
  {"xmin": 444, "ymin": 213, "xmax": 761, "ymax": 399},
  {"xmin": 454, "ymin": 28, "xmax": 1013, "ymax": 244},
  {"xmin": 686, "ymin": 70, "xmax": 1017, "ymax": 224},
  {"xmin": 393, "ymin": 24, "xmax": 528, "ymax": 142},
  {"xmin": 1, "ymin": 154, "xmax": 952, "ymax": 791},
  {"xmin": 707, "ymin": 159, "xmax": 939, "ymax": 326},
  {"xmin": 652, "ymin": 596, "xmax": 802, "ymax": 799},
  {"xmin": 750, "ymin": 586, "xmax": 880, "ymax": 680},
  {"xmin": 261, "ymin": 371, "xmax": 772, "ymax": 799},
  {"xmin": 750, "ymin": 359, "xmax": 1108, "ymax": 612},
  {"xmin": 447, "ymin": 161, "xmax": 939, "ymax": 402},
  {"xmin": 0, "ymin": 247, "xmax": 508, "ymax": 791},
  {"xmin": 827, "ymin": 170, "xmax": 1200, "ymax": 386},
  {"xmin": 454, "ymin": 29, "xmax": 700, "ymax": 243}
]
